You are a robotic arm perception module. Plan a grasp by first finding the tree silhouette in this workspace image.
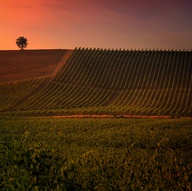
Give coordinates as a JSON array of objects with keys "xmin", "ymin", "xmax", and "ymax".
[{"xmin": 16, "ymin": 36, "xmax": 28, "ymax": 50}]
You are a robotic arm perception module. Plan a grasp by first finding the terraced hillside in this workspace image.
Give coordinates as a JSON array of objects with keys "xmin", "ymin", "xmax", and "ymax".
[{"xmin": 0, "ymin": 48, "xmax": 191, "ymax": 116}]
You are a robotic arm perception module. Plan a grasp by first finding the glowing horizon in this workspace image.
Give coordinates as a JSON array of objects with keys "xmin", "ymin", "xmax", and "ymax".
[{"xmin": 0, "ymin": 0, "xmax": 192, "ymax": 50}]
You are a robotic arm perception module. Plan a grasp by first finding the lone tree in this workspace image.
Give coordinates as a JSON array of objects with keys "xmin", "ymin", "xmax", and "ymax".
[{"xmin": 16, "ymin": 36, "xmax": 28, "ymax": 50}]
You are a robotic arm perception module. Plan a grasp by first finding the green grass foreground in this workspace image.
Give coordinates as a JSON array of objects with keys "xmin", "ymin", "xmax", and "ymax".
[{"xmin": 0, "ymin": 117, "xmax": 192, "ymax": 190}]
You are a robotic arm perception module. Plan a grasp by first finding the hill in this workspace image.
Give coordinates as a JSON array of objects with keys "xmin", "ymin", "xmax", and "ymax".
[{"xmin": 0, "ymin": 48, "xmax": 191, "ymax": 116}]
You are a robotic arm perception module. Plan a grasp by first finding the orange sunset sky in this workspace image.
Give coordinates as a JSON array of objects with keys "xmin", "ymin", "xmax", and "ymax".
[{"xmin": 0, "ymin": 0, "xmax": 192, "ymax": 50}]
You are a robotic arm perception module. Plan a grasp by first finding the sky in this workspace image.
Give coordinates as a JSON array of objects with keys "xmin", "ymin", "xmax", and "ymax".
[{"xmin": 0, "ymin": 0, "xmax": 192, "ymax": 50}]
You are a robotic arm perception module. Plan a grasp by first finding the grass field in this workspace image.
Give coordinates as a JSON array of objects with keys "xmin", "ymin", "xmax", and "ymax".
[{"xmin": 1, "ymin": 117, "xmax": 192, "ymax": 190}]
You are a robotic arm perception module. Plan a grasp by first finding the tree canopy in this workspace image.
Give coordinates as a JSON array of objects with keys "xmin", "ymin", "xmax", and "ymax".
[{"xmin": 16, "ymin": 36, "xmax": 28, "ymax": 50}]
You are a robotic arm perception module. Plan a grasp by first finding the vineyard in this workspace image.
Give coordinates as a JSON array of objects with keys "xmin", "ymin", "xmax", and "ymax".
[
  {"xmin": 1, "ymin": 48, "xmax": 192, "ymax": 189},
  {"xmin": 0, "ymin": 48, "xmax": 191, "ymax": 116}
]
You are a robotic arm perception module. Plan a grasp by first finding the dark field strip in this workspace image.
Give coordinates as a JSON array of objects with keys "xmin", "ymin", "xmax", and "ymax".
[{"xmin": 0, "ymin": 48, "xmax": 191, "ymax": 116}]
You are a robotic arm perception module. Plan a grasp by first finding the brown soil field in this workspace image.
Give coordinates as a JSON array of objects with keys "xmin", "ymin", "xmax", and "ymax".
[
  {"xmin": 0, "ymin": 49, "xmax": 72, "ymax": 83},
  {"xmin": 51, "ymin": 115, "xmax": 171, "ymax": 119}
]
